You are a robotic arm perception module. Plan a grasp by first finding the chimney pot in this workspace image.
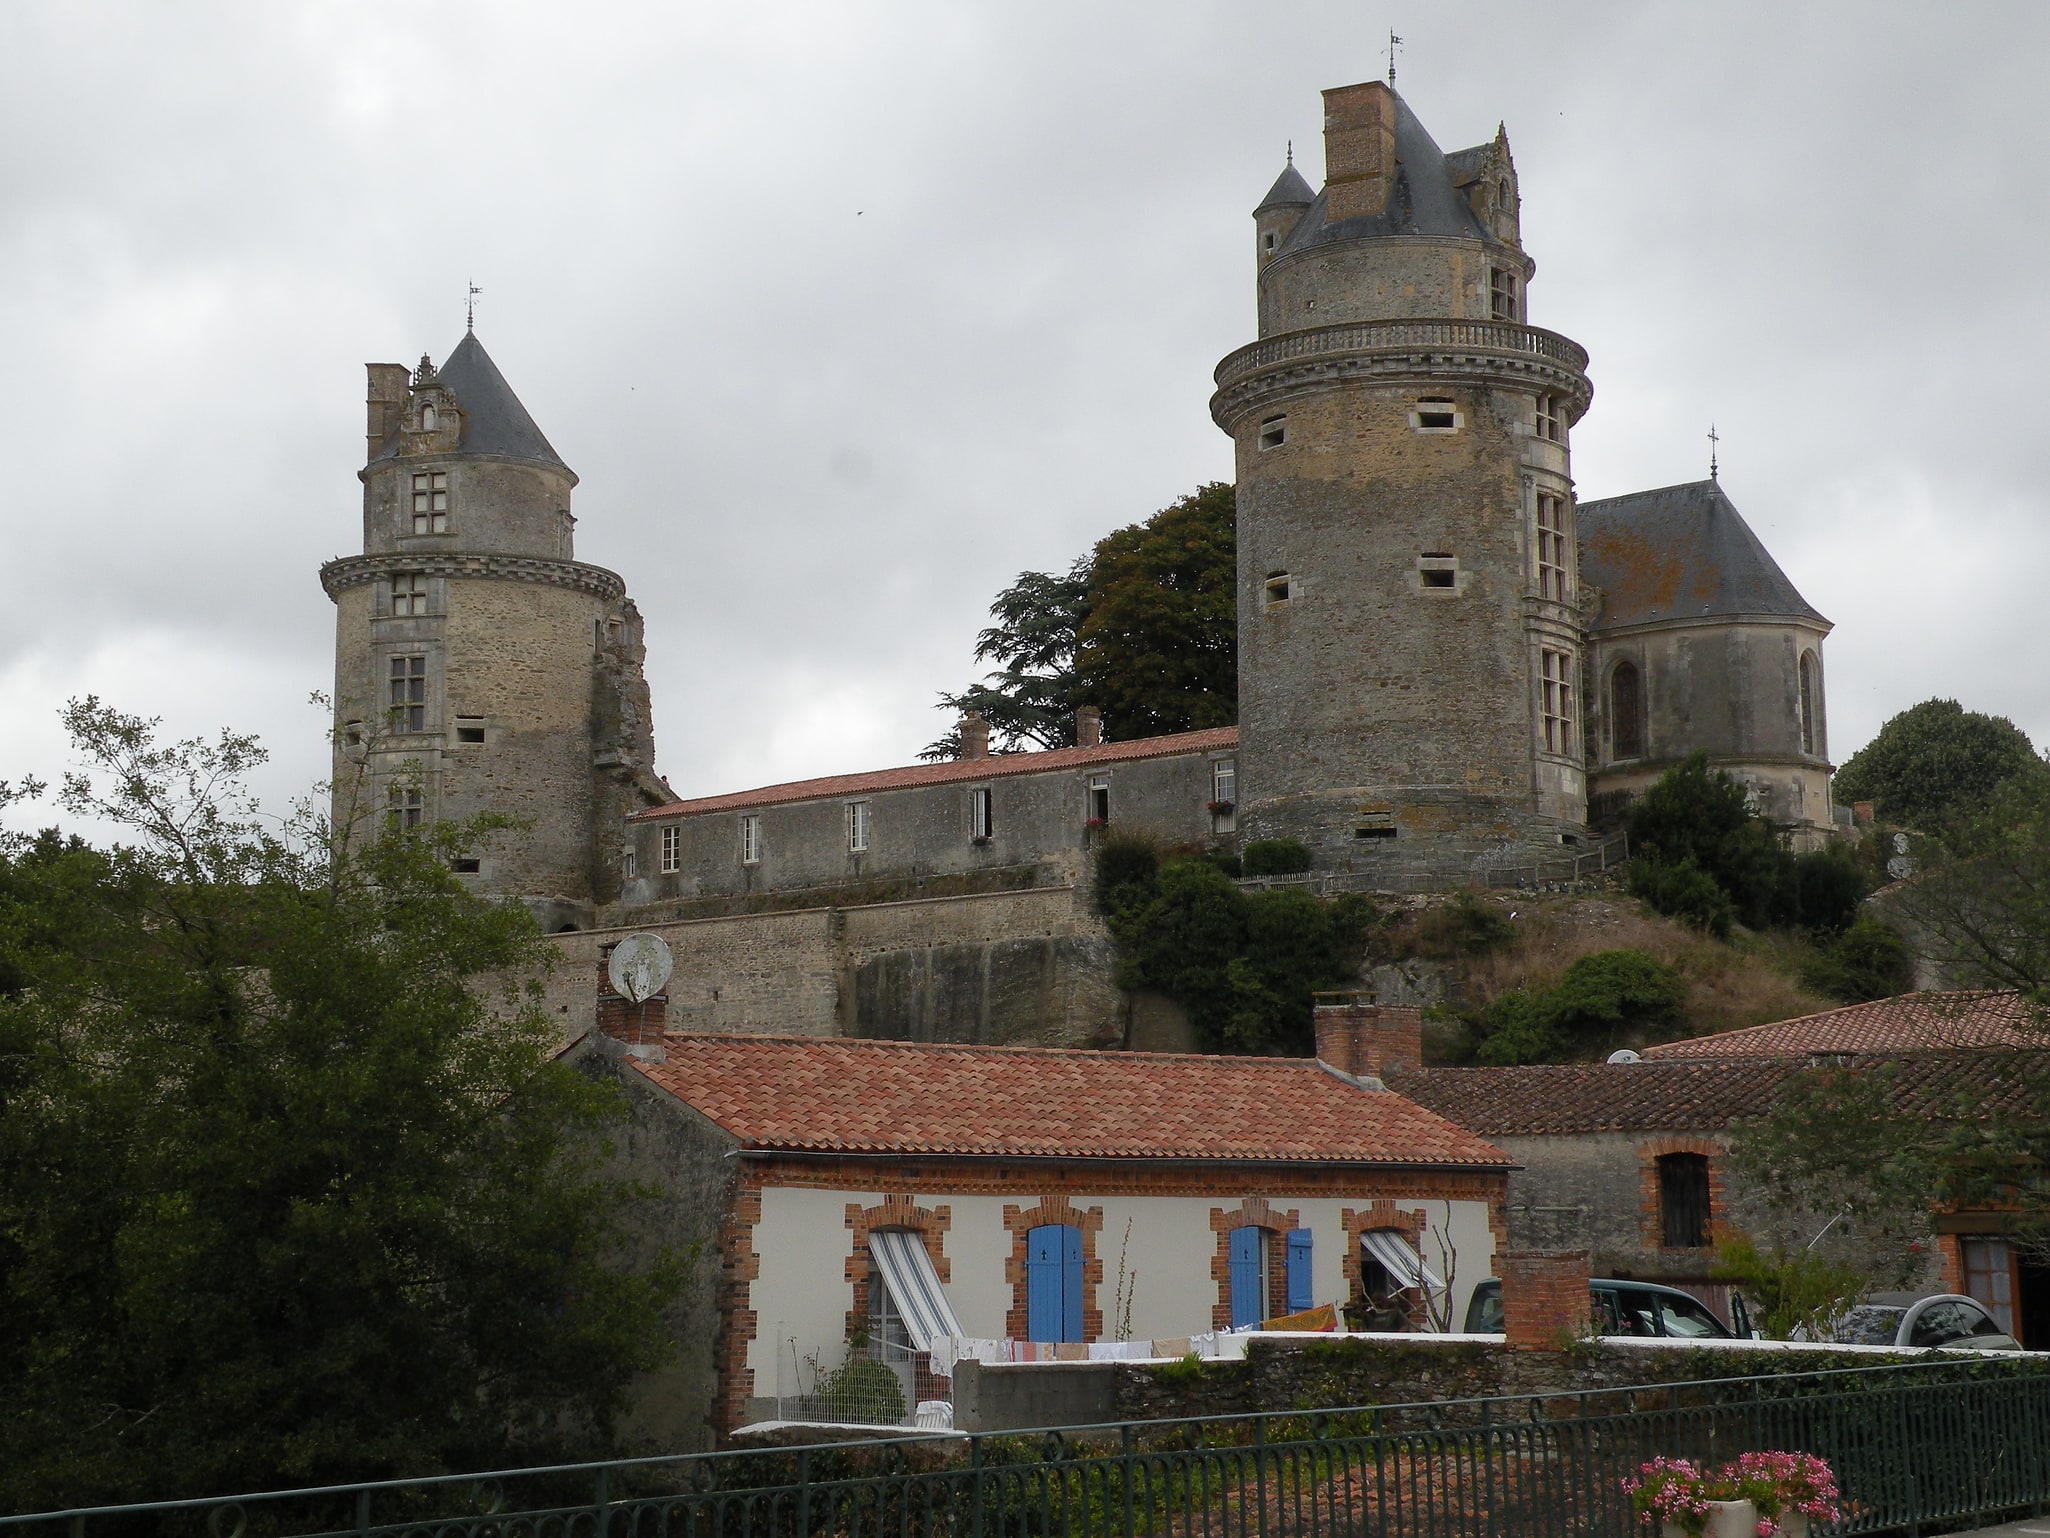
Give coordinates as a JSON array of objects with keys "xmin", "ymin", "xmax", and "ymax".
[
  {"xmin": 1075, "ymin": 706, "xmax": 1103, "ymax": 749},
  {"xmin": 1314, "ymin": 995, "xmax": 1422, "ymax": 1080}
]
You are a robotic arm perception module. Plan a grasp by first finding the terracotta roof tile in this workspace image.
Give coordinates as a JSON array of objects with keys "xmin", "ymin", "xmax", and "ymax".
[
  {"xmin": 630, "ymin": 1033, "xmax": 1510, "ymax": 1167},
  {"xmin": 1641, "ymin": 991, "xmax": 2047, "ymax": 1060},
  {"xmin": 631, "ymin": 728, "xmax": 1238, "ymax": 821},
  {"xmin": 1394, "ymin": 1048, "xmax": 2050, "ymax": 1138}
]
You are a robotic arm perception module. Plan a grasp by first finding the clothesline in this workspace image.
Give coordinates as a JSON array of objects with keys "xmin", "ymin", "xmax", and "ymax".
[{"xmin": 928, "ymin": 1304, "xmax": 1349, "ymax": 1376}]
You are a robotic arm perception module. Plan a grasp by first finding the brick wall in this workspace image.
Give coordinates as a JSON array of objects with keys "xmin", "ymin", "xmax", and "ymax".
[
  {"xmin": 1500, "ymin": 1249, "xmax": 1590, "ymax": 1351},
  {"xmin": 1315, "ymin": 1000, "xmax": 1423, "ymax": 1078}
]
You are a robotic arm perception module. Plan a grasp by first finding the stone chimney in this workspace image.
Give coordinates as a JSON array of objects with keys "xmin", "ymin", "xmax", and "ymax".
[
  {"xmin": 1075, "ymin": 706, "xmax": 1103, "ymax": 749},
  {"xmin": 1313, "ymin": 994, "xmax": 1422, "ymax": 1081},
  {"xmin": 959, "ymin": 712, "xmax": 991, "ymax": 760},
  {"xmin": 1853, "ymin": 801, "xmax": 1875, "ymax": 827},
  {"xmin": 1322, "ymin": 81, "xmax": 1399, "ymax": 224},
  {"xmin": 365, "ymin": 362, "xmax": 411, "ymax": 462},
  {"xmin": 1499, "ymin": 1250, "xmax": 1591, "ymax": 1351}
]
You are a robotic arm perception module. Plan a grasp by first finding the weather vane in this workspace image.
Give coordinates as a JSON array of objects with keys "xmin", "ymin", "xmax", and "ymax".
[
  {"xmin": 1708, "ymin": 423, "xmax": 1720, "ymax": 481},
  {"xmin": 1386, "ymin": 30, "xmax": 1403, "ymax": 85},
  {"xmin": 466, "ymin": 280, "xmax": 482, "ymax": 333}
]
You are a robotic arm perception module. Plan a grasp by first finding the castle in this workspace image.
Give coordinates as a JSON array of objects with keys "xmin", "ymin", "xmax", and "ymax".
[{"xmin": 324, "ymin": 79, "xmax": 1837, "ymax": 1045}]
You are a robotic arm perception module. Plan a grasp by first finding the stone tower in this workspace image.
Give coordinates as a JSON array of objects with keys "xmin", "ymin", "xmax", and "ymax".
[
  {"xmin": 1211, "ymin": 81, "xmax": 1596, "ymax": 879},
  {"xmin": 321, "ymin": 332, "xmax": 668, "ymax": 929}
]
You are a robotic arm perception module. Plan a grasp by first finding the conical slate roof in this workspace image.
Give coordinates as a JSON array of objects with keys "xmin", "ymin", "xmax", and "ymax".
[
  {"xmin": 1578, "ymin": 479, "xmax": 1828, "ymax": 631},
  {"xmin": 1273, "ymin": 89, "xmax": 1490, "ymax": 256},
  {"xmin": 1254, "ymin": 161, "xmax": 1315, "ymax": 214},
  {"xmin": 432, "ymin": 331, "xmax": 571, "ymax": 470}
]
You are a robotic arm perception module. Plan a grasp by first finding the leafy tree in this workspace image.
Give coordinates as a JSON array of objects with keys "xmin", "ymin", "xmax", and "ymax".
[
  {"xmin": 1799, "ymin": 913, "xmax": 1914, "ymax": 1003},
  {"xmin": 927, "ymin": 483, "xmax": 1236, "ymax": 756},
  {"xmin": 0, "ymin": 702, "xmax": 677, "ymax": 1510},
  {"xmin": 1627, "ymin": 754, "xmax": 1790, "ymax": 930},
  {"xmin": 1833, "ymin": 698, "xmax": 2046, "ymax": 829},
  {"xmin": 1074, "ymin": 483, "xmax": 1237, "ymax": 742},
  {"xmin": 1711, "ymin": 1232, "xmax": 1868, "ymax": 1340},
  {"xmin": 1471, "ymin": 949, "xmax": 1686, "ymax": 1065}
]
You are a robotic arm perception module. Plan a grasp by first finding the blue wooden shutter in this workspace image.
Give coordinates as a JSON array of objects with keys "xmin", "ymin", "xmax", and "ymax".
[
  {"xmin": 1061, "ymin": 1225, "xmax": 1084, "ymax": 1343},
  {"xmin": 1229, "ymin": 1226, "xmax": 1265, "ymax": 1329},
  {"xmin": 1027, "ymin": 1226, "xmax": 1064, "ymax": 1342},
  {"xmin": 1286, "ymin": 1229, "xmax": 1314, "ymax": 1313}
]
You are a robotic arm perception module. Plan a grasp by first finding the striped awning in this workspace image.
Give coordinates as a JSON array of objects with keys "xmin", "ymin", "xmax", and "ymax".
[
  {"xmin": 868, "ymin": 1228, "xmax": 965, "ymax": 1351},
  {"xmin": 1361, "ymin": 1228, "xmax": 1443, "ymax": 1291}
]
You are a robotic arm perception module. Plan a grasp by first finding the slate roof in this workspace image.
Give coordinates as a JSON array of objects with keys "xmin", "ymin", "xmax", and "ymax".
[
  {"xmin": 1273, "ymin": 91, "xmax": 1490, "ymax": 256},
  {"xmin": 1392, "ymin": 1049, "xmax": 2050, "ymax": 1138},
  {"xmin": 374, "ymin": 332, "xmax": 571, "ymax": 472},
  {"xmin": 632, "ymin": 726, "xmax": 1239, "ymax": 821},
  {"xmin": 1255, "ymin": 161, "xmax": 1315, "ymax": 213},
  {"xmin": 631, "ymin": 1033, "xmax": 1513, "ymax": 1167},
  {"xmin": 1578, "ymin": 479, "xmax": 1826, "ymax": 631},
  {"xmin": 1642, "ymin": 991, "xmax": 2048, "ymax": 1060}
]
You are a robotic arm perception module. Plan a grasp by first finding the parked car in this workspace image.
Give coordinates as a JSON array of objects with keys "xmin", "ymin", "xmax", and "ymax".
[
  {"xmin": 1464, "ymin": 1277, "xmax": 1751, "ymax": 1339},
  {"xmin": 1826, "ymin": 1292, "xmax": 2020, "ymax": 1352}
]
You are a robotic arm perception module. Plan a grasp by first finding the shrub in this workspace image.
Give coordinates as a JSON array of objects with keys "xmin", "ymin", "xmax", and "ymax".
[
  {"xmin": 1782, "ymin": 844, "xmax": 1867, "ymax": 932},
  {"xmin": 1800, "ymin": 913, "xmax": 1914, "ymax": 1003},
  {"xmin": 1711, "ymin": 1232, "xmax": 1866, "ymax": 1341},
  {"xmin": 1628, "ymin": 753, "xmax": 1791, "ymax": 929},
  {"xmin": 1472, "ymin": 948, "xmax": 1686, "ymax": 1065},
  {"xmin": 1408, "ymin": 892, "xmax": 1514, "ymax": 958},
  {"xmin": 1631, "ymin": 855, "xmax": 1734, "ymax": 938},
  {"xmin": 1240, "ymin": 838, "xmax": 1313, "ymax": 876},
  {"xmin": 1093, "ymin": 829, "xmax": 1160, "ymax": 916},
  {"xmin": 811, "ymin": 1355, "xmax": 906, "ymax": 1424}
]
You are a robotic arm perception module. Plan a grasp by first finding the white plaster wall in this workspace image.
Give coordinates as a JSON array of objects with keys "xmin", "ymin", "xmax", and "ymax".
[{"xmin": 750, "ymin": 1183, "xmax": 1497, "ymax": 1386}]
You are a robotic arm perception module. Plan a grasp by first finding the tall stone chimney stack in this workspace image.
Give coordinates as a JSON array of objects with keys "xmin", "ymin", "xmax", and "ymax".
[{"xmin": 1321, "ymin": 81, "xmax": 1398, "ymax": 222}]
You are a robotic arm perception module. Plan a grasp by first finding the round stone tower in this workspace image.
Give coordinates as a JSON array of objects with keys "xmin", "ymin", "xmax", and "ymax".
[
  {"xmin": 321, "ymin": 332, "xmax": 667, "ymax": 929},
  {"xmin": 1211, "ymin": 80, "xmax": 1595, "ymax": 880}
]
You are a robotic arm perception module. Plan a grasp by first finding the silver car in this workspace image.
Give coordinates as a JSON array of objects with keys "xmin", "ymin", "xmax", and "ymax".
[{"xmin": 1828, "ymin": 1292, "xmax": 2021, "ymax": 1352}]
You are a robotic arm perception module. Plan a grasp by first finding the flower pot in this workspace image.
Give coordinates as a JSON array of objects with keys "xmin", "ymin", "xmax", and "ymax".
[{"xmin": 1661, "ymin": 1502, "xmax": 1808, "ymax": 1538}]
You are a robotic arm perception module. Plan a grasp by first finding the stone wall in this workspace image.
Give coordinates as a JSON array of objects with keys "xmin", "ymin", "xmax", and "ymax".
[{"xmin": 543, "ymin": 885, "xmax": 1127, "ymax": 1046}]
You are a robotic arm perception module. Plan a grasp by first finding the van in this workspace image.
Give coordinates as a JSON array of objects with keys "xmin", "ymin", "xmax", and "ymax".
[{"xmin": 1463, "ymin": 1278, "xmax": 1753, "ymax": 1339}]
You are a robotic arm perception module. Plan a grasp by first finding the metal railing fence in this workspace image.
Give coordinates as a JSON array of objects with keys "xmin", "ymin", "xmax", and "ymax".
[{"xmin": 8, "ymin": 1357, "xmax": 2049, "ymax": 1538}]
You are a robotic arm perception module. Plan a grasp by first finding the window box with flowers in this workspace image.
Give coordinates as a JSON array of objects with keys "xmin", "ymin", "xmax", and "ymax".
[
  {"xmin": 970, "ymin": 834, "xmax": 992, "ymax": 847},
  {"xmin": 1084, "ymin": 818, "xmax": 1108, "ymax": 830},
  {"xmin": 1206, "ymin": 800, "xmax": 1235, "ymax": 815},
  {"xmin": 1625, "ymin": 1452, "xmax": 1840, "ymax": 1538}
]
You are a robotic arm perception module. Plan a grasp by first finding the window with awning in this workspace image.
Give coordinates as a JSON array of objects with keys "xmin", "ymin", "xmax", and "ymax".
[
  {"xmin": 1361, "ymin": 1228, "xmax": 1442, "ymax": 1291},
  {"xmin": 867, "ymin": 1228, "xmax": 964, "ymax": 1351}
]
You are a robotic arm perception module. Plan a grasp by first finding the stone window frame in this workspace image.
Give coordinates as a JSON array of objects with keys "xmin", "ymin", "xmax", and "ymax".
[
  {"xmin": 388, "ymin": 571, "xmax": 431, "ymax": 617},
  {"xmin": 1409, "ymin": 397, "xmax": 1463, "ymax": 434},
  {"xmin": 1341, "ymin": 1202, "xmax": 1429, "ymax": 1320},
  {"xmin": 1539, "ymin": 647, "xmax": 1576, "ymax": 758},
  {"xmin": 741, "ymin": 813, "xmax": 762, "ymax": 866},
  {"xmin": 1263, "ymin": 571, "xmax": 1295, "ymax": 607},
  {"xmin": 1415, "ymin": 553, "xmax": 1463, "ymax": 597},
  {"xmin": 1210, "ymin": 756, "xmax": 1238, "ymax": 833},
  {"xmin": 1609, "ymin": 657, "xmax": 1645, "ymax": 762},
  {"xmin": 1536, "ymin": 393, "xmax": 1565, "ymax": 444},
  {"xmin": 1799, "ymin": 650, "xmax": 1822, "ymax": 758},
  {"xmin": 1534, "ymin": 493, "xmax": 1572, "ymax": 602},
  {"xmin": 1258, "ymin": 415, "xmax": 1287, "ymax": 451},
  {"xmin": 387, "ymin": 652, "xmax": 430, "ymax": 733},
  {"xmin": 1637, "ymin": 1137, "xmax": 1728, "ymax": 1253},
  {"xmin": 387, "ymin": 782, "xmax": 425, "ymax": 831},
  {"xmin": 659, "ymin": 824, "xmax": 682, "ymax": 875},
  {"xmin": 1489, "ymin": 267, "xmax": 1520, "ymax": 322},
  {"xmin": 846, "ymin": 800, "xmax": 871, "ymax": 855},
  {"xmin": 409, "ymin": 468, "xmax": 450, "ymax": 535},
  {"xmin": 1208, "ymin": 1197, "xmax": 1302, "ymax": 1331},
  {"xmin": 1003, "ymin": 1195, "xmax": 1103, "ymax": 1343}
]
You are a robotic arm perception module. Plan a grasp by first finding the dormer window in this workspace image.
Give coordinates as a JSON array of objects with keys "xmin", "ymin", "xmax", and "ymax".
[{"xmin": 411, "ymin": 471, "xmax": 449, "ymax": 534}]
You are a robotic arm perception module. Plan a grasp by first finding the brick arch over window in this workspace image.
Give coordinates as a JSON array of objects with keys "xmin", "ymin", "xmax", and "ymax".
[
  {"xmin": 1340, "ymin": 1202, "xmax": 1428, "ymax": 1312},
  {"xmin": 1209, "ymin": 1197, "xmax": 1303, "ymax": 1331},
  {"xmin": 1638, "ymin": 1137, "xmax": 1727, "ymax": 1251},
  {"xmin": 844, "ymin": 1195, "xmax": 952, "ymax": 1344},
  {"xmin": 1002, "ymin": 1196, "xmax": 1103, "ymax": 1343}
]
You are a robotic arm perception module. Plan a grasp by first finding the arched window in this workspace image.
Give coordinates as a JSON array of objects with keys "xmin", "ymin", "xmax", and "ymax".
[
  {"xmin": 1611, "ymin": 660, "xmax": 1643, "ymax": 760},
  {"xmin": 420, "ymin": 403, "xmax": 437, "ymax": 431},
  {"xmin": 1798, "ymin": 651, "xmax": 1819, "ymax": 756}
]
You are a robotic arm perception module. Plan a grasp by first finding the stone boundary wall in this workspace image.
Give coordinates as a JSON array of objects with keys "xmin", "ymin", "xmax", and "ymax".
[{"xmin": 540, "ymin": 885, "xmax": 1122, "ymax": 1044}]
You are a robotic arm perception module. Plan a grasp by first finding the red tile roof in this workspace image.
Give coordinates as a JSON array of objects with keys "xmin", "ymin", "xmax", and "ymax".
[
  {"xmin": 631, "ymin": 728, "xmax": 1239, "ymax": 820},
  {"xmin": 630, "ymin": 1033, "xmax": 1511, "ymax": 1167},
  {"xmin": 1394, "ymin": 1049, "xmax": 2050, "ymax": 1137},
  {"xmin": 1640, "ymin": 991, "xmax": 2048, "ymax": 1060}
]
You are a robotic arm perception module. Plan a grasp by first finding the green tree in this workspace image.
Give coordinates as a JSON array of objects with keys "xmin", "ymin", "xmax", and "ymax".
[
  {"xmin": 927, "ymin": 483, "xmax": 1236, "ymax": 756},
  {"xmin": 1832, "ymin": 698, "xmax": 2046, "ymax": 829},
  {"xmin": 0, "ymin": 702, "xmax": 677, "ymax": 1510},
  {"xmin": 1799, "ymin": 913, "xmax": 1915, "ymax": 1003},
  {"xmin": 1627, "ymin": 753, "xmax": 1792, "ymax": 930},
  {"xmin": 1884, "ymin": 774, "xmax": 2050, "ymax": 998},
  {"xmin": 1074, "ymin": 482, "xmax": 1237, "ymax": 742},
  {"xmin": 1470, "ymin": 949, "xmax": 1687, "ymax": 1065}
]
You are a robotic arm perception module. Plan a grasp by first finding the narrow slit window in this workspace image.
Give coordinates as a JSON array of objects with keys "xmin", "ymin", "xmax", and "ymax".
[
  {"xmin": 1541, "ymin": 648, "xmax": 1576, "ymax": 756},
  {"xmin": 387, "ymin": 655, "xmax": 427, "ymax": 732},
  {"xmin": 846, "ymin": 800, "xmax": 871, "ymax": 854},
  {"xmin": 1264, "ymin": 573, "xmax": 1292, "ymax": 606},
  {"xmin": 970, "ymin": 786, "xmax": 994, "ymax": 841},
  {"xmin": 741, "ymin": 812, "xmax": 762, "ymax": 865},
  {"xmin": 1259, "ymin": 416, "xmax": 1287, "ymax": 450},
  {"xmin": 1799, "ymin": 652, "xmax": 1819, "ymax": 756},
  {"xmin": 659, "ymin": 824, "xmax": 681, "ymax": 874},
  {"xmin": 1610, "ymin": 661, "xmax": 1643, "ymax": 760},
  {"xmin": 410, "ymin": 471, "xmax": 449, "ymax": 534},
  {"xmin": 1535, "ymin": 494, "xmax": 1571, "ymax": 601}
]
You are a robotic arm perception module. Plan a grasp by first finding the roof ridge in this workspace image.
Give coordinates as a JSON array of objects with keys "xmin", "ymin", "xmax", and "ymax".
[{"xmin": 662, "ymin": 1030, "xmax": 1319, "ymax": 1067}]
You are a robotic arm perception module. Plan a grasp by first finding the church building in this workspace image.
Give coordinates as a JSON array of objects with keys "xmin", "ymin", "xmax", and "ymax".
[{"xmin": 323, "ymin": 76, "xmax": 1837, "ymax": 1038}]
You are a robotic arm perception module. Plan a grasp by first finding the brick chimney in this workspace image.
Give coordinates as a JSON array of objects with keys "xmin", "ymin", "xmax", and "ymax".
[
  {"xmin": 1075, "ymin": 706, "xmax": 1103, "ymax": 749},
  {"xmin": 1313, "ymin": 994, "xmax": 1422, "ymax": 1081},
  {"xmin": 1853, "ymin": 801, "xmax": 1875, "ymax": 827},
  {"xmin": 597, "ymin": 945, "xmax": 667, "ymax": 1055},
  {"xmin": 1322, "ymin": 81, "xmax": 1399, "ymax": 224},
  {"xmin": 959, "ymin": 712, "xmax": 991, "ymax": 760},
  {"xmin": 365, "ymin": 362, "xmax": 411, "ymax": 463},
  {"xmin": 1499, "ymin": 1250, "xmax": 1592, "ymax": 1351}
]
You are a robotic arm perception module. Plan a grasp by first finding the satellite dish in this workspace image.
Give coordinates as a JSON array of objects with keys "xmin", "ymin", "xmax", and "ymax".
[
  {"xmin": 609, "ymin": 932, "xmax": 675, "ymax": 1004},
  {"xmin": 1606, "ymin": 1049, "xmax": 1642, "ymax": 1065}
]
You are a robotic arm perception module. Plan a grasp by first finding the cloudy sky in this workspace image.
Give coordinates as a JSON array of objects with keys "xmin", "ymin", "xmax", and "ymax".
[{"xmin": 3, "ymin": 1, "xmax": 2045, "ymax": 833}]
